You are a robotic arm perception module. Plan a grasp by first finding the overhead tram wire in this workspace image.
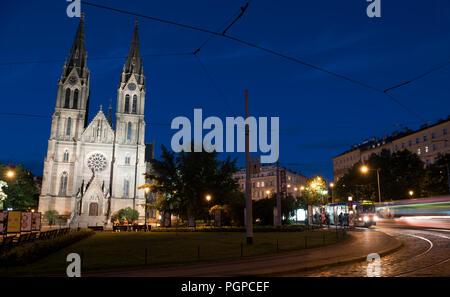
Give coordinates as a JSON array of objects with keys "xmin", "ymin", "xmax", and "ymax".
[
  {"xmin": 383, "ymin": 60, "xmax": 450, "ymax": 93},
  {"xmin": 192, "ymin": 2, "xmax": 251, "ymax": 113},
  {"xmin": 81, "ymin": 1, "xmax": 424, "ymax": 121}
]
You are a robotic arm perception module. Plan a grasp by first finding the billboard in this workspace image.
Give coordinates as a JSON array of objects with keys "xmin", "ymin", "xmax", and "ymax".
[
  {"xmin": 31, "ymin": 212, "xmax": 41, "ymax": 231},
  {"xmin": 21, "ymin": 212, "xmax": 32, "ymax": 232},
  {"xmin": 7, "ymin": 211, "xmax": 21, "ymax": 233},
  {"xmin": 0, "ymin": 211, "xmax": 7, "ymax": 235}
]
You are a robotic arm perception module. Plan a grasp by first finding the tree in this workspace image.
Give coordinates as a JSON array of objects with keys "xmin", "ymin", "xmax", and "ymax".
[
  {"xmin": 44, "ymin": 210, "xmax": 59, "ymax": 226},
  {"xmin": 302, "ymin": 175, "xmax": 329, "ymax": 205},
  {"xmin": 333, "ymin": 149, "xmax": 426, "ymax": 202},
  {"xmin": 0, "ymin": 165, "xmax": 38, "ymax": 210},
  {"xmin": 253, "ymin": 193, "xmax": 299, "ymax": 225},
  {"xmin": 0, "ymin": 180, "xmax": 7, "ymax": 210},
  {"xmin": 111, "ymin": 207, "xmax": 139, "ymax": 224},
  {"xmin": 147, "ymin": 144, "xmax": 240, "ymax": 221},
  {"xmin": 421, "ymin": 153, "xmax": 450, "ymax": 197}
]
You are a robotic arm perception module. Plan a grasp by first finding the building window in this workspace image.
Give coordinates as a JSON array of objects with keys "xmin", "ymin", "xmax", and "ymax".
[
  {"xmin": 416, "ymin": 138, "xmax": 419, "ymax": 144},
  {"xmin": 124, "ymin": 94, "xmax": 130, "ymax": 113},
  {"xmin": 59, "ymin": 172, "xmax": 68, "ymax": 195},
  {"xmin": 123, "ymin": 179, "xmax": 129, "ymax": 197},
  {"xmin": 423, "ymin": 135, "xmax": 427, "ymax": 142},
  {"xmin": 127, "ymin": 122, "xmax": 132, "ymax": 140},
  {"xmin": 125, "ymin": 155, "xmax": 130, "ymax": 165},
  {"xmin": 66, "ymin": 117, "xmax": 71, "ymax": 136},
  {"xmin": 395, "ymin": 145, "xmax": 398, "ymax": 151},
  {"xmin": 433, "ymin": 144, "xmax": 437, "ymax": 151},
  {"xmin": 132, "ymin": 95, "xmax": 137, "ymax": 114},
  {"xmin": 63, "ymin": 151, "xmax": 69, "ymax": 162},
  {"xmin": 417, "ymin": 148, "xmax": 421, "ymax": 155},
  {"xmin": 64, "ymin": 88, "xmax": 71, "ymax": 108},
  {"xmin": 402, "ymin": 143, "xmax": 405, "ymax": 149},
  {"xmin": 408, "ymin": 140, "xmax": 412, "ymax": 147},
  {"xmin": 72, "ymin": 89, "xmax": 79, "ymax": 109},
  {"xmin": 425, "ymin": 146, "xmax": 429, "ymax": 153},
  {"xmin": 444, "ymin": 128, "xmax": 447, "ymax": 135},
  {"xmin": 431, "ymin": 133, "xmax": 435, "ymax": 139},
  {"xmin": 426, "ymin": 159, "xmax": 430, "ymax": 166}
]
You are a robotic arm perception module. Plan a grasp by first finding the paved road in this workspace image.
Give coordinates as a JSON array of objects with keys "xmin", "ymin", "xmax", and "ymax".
[{"xmin": 285, "ymin": 226, "xmax": 450, "ymax": 277}]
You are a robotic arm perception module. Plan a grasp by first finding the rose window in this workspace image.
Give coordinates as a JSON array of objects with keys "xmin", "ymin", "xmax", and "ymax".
[{"xmin": 87, "ymin": 153, "xmax": 107, "ymax": 172}]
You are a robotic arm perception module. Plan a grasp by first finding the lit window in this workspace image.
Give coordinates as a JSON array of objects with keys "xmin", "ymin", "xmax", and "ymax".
[
  {"xmin": 425, "ymin": 146, "xmax": 429, "ymax": 153},
  {"xmin": 417, "ymin": 148, "xmax": 421, "ymax": 155}
]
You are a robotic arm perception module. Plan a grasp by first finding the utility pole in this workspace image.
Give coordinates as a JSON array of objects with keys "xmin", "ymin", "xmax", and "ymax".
[
  {"xmin": 275, "ymin": 161, "xmax": 281, "ymax": 227},
  {"xmin": 245, "ymin": 90, "xmax": 253, "ymax": 244},
  {"xmin": 376, "ymin": 169, "xmax": 382, "ymax": 204}
]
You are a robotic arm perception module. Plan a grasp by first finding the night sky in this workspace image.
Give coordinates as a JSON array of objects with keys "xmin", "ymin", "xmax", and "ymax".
[{"xmin": 1, "ymin": 0, "xmax": 449, "ymax": 180}]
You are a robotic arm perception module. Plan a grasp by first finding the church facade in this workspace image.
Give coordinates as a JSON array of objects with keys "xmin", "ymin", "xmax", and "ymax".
[{"xmin": 38, "ymin": 15, "xmax": 148, "ymax": 226}]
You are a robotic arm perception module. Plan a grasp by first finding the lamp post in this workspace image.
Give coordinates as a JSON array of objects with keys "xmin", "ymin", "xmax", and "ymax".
[
  {"xmin": 360, "ymin": 165, "xmax": 382, "ymax": 203},
  {"xmin": 144, "ymin": 186, "xmax": 150, "ymax": 231},
  {"xmin": 409, "ymin": 190, "xmax": 414, "ymax": 199},
  {"xmin": 206, "ymin": 194, "xmax": 212, "ymax": 225},
  {"xmin": 329, "ymin": 182, "xmax": 334, "ymax": 203}
]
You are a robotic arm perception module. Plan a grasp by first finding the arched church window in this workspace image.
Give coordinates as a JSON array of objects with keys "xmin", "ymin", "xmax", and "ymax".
[
  {"xmin": 132, "ymin": 95, "xmax": 137, "ymax": 114},
  {"xmin": 123, "ymin": 179, "xmax": 129, "ymax": 197},
  {"xmin": 63, "ymin": 150, "xmax": 69, "ymax": 162},
  {"xmin": 65, "ymin": 88, "xmax": 71, "ymax": 108},
  {"xmin": 59, "ymin": 172, "xmax": 68, "ymax": 196},
  {"xmin": 66, "ymin": 117, "xmax": 72, "ymax": 136},
  {"xmin": 124, "ymin": 94, "xmax": 130, "ymax": 113},
  {"xmin": 72, "ymin": 89, "xmax": 79, "ymax": 109},
  {"xmin": 127, "ymin": 122, "xmax": 132, "ymax": 141},
  {"xmin": 125, "ymin": 155, "xmax": 130, "ymax": 165}
]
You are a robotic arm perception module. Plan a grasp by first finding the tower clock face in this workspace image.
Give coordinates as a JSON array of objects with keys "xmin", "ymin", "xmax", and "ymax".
[
  {"xmin": 69, "ymin": 76, "xmax": 78, "ymax": 85},
  {"xmin": 128, "ymin": 83, "xmax": 136, "ymax": 91}
]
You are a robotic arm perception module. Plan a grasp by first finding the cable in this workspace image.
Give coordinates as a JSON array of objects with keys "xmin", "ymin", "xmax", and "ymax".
[
  {"xmin": 80, "ymin": 1, "xmax": 425, "ymax": 121},
  {"xmin": 383, "ymin": 60, "xmax": 450, "ymax": 93}
]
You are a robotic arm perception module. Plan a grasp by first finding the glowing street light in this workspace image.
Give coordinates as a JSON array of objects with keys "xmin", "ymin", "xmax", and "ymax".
[
  {"xmin": 311, "ymin": 183, "xmax": 317, "ymax": 189},
  {"xmin": 360, "ymin": 165, "xmax": 382, "ymax": 203},
  {"xmin": 300, "ymin": 185, "xmax": 305, "ymax": 191},
  {"xmin": 409, "ymin": 190, "xmax": 414, "ymax": 198},
  {"xmin": 6, "ymin": 170, "xmax": 15, "ymax": 178},
  {"xmin": 205, "ymin": 194, "xmax": 212, "ymax": 202},
  {"xmin": 329, "ymin": 182, "xmax": 334, "ymax": 188}
]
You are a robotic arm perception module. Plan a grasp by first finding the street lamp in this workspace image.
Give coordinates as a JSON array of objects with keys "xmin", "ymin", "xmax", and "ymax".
[
  {"xmin": 6, "ymin": 170, "xmax": 15, "ymax": 179},
  {"xmin": 360, "ymin": 165, "xmax": 382, "ymax": 203},
  {"xmin": 311, "ymin": 183, "xmax": 317, "ymax": 189},
  {"xmin": 205, "ymin": 194, "xmax": 212, "ymax": 202},
  {"xmin": 329, "ymin": 182, "xmax": 335, "ymax": 203},
  {"xmin": 144, "ymin": 186, "xmax": 150, "ymax": 231},
  {"xmin": 409, "ymin": 190, "xmax": 414, "ymax": 198}
]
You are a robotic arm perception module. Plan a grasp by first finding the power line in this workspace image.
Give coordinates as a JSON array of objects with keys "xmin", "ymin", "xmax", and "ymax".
[
  {"xmin": 80, "ymin": 1, "xmax": 425, "ymax": 121},
  {"xmin": 383, "ymin": 60, "xmax": 450, "ymax": 93},
  {"xmin": 0, "ymin": 52, "xmax": 193, "ymax": 66}
]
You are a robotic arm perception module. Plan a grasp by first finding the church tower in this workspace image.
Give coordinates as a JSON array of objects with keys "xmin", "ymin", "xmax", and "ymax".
[
  {"xmin": 111, "ymin": 20, "xmax": 147, "ymax": 211},
  {"xmin": 40, "ymin": 14, "xmax": 89, "ymax": 204}
]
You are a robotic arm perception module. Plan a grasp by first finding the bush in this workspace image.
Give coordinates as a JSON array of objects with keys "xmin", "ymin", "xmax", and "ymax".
[
  {"xmin": 151, "ymin": 225, "xmax": 306, "ymax": 232},
  {"xmin": 44, "ymin": 210, "xmax": 59, "ymax": 226},
  {"xmin": 0, "ymin": 229, "xmax": 95, "ymax": 266},
  {"xmin": 111, "ymin": 207, "xmax": 139, "ymax": 224}
]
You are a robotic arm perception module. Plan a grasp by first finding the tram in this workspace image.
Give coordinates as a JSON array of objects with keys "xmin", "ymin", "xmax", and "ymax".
[
  {"xmin": 316, "ymin": 200, "xmax": 378, "ymax": 227},
  {"xmin": 375, "ymin": 195, "xmax": 450, "ymax": 218}
]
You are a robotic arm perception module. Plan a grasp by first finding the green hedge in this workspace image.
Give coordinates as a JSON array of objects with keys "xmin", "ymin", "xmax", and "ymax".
[
  {"xmin": 0, "ymin": 229, "xmax": 95, "ymax": 267},
  {"xmin": 151, "ymin": 225, "xmax": 306, "ymax": 232}
]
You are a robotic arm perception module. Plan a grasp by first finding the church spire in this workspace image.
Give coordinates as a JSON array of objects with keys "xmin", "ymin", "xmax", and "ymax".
[
  {"xmin": 65, "ymin": 12, "xmax": 87, "ymax": 77},
  {"xmin": 107, "ymin": 99, "xmax": 113, "ymax": 127},
  {"xmin": 122, "ymin": 20, "xmax": 144, "ymax": 85}
]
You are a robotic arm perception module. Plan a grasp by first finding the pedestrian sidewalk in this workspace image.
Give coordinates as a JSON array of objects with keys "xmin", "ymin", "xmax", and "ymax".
[{"xmin": 87, "ymin": 228, "xmax": 402, "ymax": 277}]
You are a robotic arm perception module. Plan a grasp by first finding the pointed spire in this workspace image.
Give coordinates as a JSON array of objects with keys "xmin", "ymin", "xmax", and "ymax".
[
  {"xmin": 66, "ymin": 12, "xmax": 87, "ymax": 77},
  {"xmin": 123, "ymin": 20, "xmax": 143, "ymax": 84},
  {"xmin": 107, "ymin": 98, "xmax": 113, "ymax": 127}
]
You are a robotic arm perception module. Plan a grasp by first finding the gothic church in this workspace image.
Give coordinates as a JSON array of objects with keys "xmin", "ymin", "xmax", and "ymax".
[{"xmin": 38, "ymin": 14, "xmax": 148, "ymax": 226}]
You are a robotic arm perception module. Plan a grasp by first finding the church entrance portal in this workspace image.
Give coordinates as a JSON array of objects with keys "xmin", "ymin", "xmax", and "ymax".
[{"xmin": 89, "ymin": 203, "xmax": 99, "ymax": 216}]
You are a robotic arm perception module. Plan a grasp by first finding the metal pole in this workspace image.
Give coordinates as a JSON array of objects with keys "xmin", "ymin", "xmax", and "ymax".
[
  {"xmin": 276, "ymin": 161, "xmax": 281, "ymax": 227},
  {"xmin": 245, "ymin": 90, "xmax": 253, "ymax": 245},
  {"xmin": 376, "ymin": 169, "xmax": 381, "ymax": 203}
]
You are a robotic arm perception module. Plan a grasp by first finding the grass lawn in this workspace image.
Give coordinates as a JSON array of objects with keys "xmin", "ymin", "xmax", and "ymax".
[{"xmin": 1, "ymin": 229, "xmax": 347, "ymax": 276}]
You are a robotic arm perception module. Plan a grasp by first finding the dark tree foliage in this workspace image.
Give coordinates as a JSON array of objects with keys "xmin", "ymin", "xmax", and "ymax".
[
  {"xmin": 148, "ymin": 144, "xmax": 240, "ymax": 221},
  {"xmin": 0, "ymin": 164, "xmax": 38, "ymax": 210},
  {"xmin": 421, "ymin": 153, "xmax": 450, "ymax": 197},
  {"xmin": 253, "ymin": 193, "xmax": 298, "ymax": 225},
  {"xmin": 333, "ymin": 149, "xmax": 427, "ymax": 202},
  {"xmin": 111, "ymin": 207, "xmax": 140, "ymax": 224}
]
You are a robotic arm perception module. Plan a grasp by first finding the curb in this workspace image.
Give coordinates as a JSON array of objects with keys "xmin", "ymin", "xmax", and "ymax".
[{"xmin": 258, "ymin": 232, "xmax": 403, "ymax": 276}]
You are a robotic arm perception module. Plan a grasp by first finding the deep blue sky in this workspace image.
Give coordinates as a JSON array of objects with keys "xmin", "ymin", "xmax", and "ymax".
[{"xmin": 1, "ymin": 0, "xmax": 449, "ymax": 180}]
